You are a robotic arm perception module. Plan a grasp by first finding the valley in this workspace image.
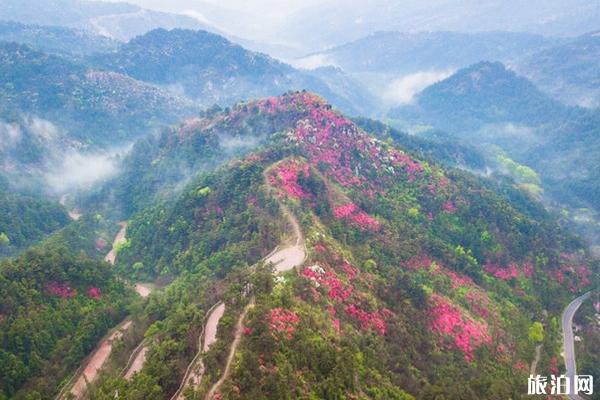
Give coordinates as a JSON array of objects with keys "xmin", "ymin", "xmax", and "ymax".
[{"xmin": 0, "ymin": 3, "xmax": 599, "ymax": 399}]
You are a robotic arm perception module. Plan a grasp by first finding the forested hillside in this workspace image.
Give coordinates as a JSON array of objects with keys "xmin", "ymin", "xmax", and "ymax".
[
  {"xmin": 91, "ymin": 28, "xmax": 377, "ymax": 116},
  {"xmin": 84, "ymin": 93, "xmax": 596, "ymax": 399},
  {"xmin": 389, "ymin": 61, "xmax": 600, "ymax": 245},
  {"xmin": 0, "ymin": 245, "xmax": 135, "ymax": 398},
  {"xmin": 0, "ymin": 42, "xmax": 195, "ymax": 148},
  {"xmin": 0, "ymin": 178, "xmax": 69, "ymax": 257}
]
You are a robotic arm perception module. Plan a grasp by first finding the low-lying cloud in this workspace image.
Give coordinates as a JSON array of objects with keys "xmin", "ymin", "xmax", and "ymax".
[
  {"xmin": 383, "ymin": 70, "xmax": 453, "ymax": 105},
  {"xmin": 291, "ymin": 54, "xmax": 338, "ymax": 70},
  {"xmin": 0, "ymin": 121, "xmax": 22, "ymax": 151},
  {"xmin": 44, "ymin": 147, "xmax": 129, "ymax": 193}
]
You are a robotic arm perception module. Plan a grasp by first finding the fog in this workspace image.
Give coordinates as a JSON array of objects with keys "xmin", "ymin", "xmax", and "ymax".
[
  {"xmin": 383, "ymin": 70, "xmax": 453, "ymax": 106},
  {"xmin": 44, "ymin": 150, "xmax": 123, "ymax": 193},
  {"xmin": 0, "ymin": 121, "xmax": 22, "ymax": 150}
]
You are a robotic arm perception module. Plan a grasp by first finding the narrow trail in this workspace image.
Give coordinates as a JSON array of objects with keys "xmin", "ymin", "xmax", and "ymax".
[
  {"xmin": 530, "ymin": 344, "xmax": 542, "ymax": 376},
  {"xmin": 170, "ymin": 302, "xmax": 226, "ymax": 400},
  {"xmin": 56, "ymin": 319, "xmax": 132, "ymax": 400},
  {"xmin": 122, "ymin": 338, "xmax": 149, "ymax": 381},
  {"xmin": 205, "ymin": 301, "xmax": 255, "ymax": 400},
  {"xmin": 104, "ymin": 222, "xmax": 127, "ymax": 265},
  {"xmin": 205, "ymin": 200, "xmax": 306, "ymax": 399},
  {"xmin": 174, "ymin": 169, "xmax": 307, "ymax": 400},
  {"xmin": 561, "ymin": 291, "xmax": 591, "ymax": 400}
]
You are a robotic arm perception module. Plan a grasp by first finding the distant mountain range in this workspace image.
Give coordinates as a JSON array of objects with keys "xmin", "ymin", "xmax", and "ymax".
[
  {"xmin": 0, "ymin": 21, "xmax": 119, "ymax": 59},
  {"xmin": 389, "ymin": 61, "xmax": 600, "ymax": 244},
  {"xmin": 90, "ymin": 28, "xmax": 377, "ymax": 115},
  {"xmin": 515, "ymin": 30, "xmax": 600, "ymax": 108},
  {"xmin": 0, "ymin": 41, "xmax": 197, "ymax": 192},
  {"xmin": 389, "ymin": 61, "xmax": 572, "ymax": 132},
  {"xmin": 283, "ymin": 0, "xmax": 600, "ymax": 50},
  {"xmin": 0, "ymin": 0, "xmax": 219, "ymax": 42},
  {"xmin": 298, "ymin": 31, "xmax": 560, "ymax": 74}
]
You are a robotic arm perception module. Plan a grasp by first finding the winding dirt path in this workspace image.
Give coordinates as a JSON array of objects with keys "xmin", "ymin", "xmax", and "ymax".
[
  {"xmin": 205, "ymin": 301, "xmax": 254, "ymax": 400},
  {"xmin": 530, "ymin": 344, "xmax": 542, "ymax": 376},
  {"xmin": 205, "ymin": 203, "xmax": 305, "ymax": 399},
  {"xmin": 171, "ymin": 302, "xmax": 226, "ymax": 400},
  {"xmin": 174, "ymin": 170, "xmax": 307, "ymax": 400},
  {"xmin": 56, "ymin": 222, "xmax": 149, "ymax": 399},
  {"xmin": 104, "ymin": 222, "xmax": 127, "ymax": 265},
  {"xmin": 124, "ymin": 345, "xmax": 149, "ymax": 380},
  {"xmin": 57, "ymin": 320, "xmax": 132, "ymax": 399}
]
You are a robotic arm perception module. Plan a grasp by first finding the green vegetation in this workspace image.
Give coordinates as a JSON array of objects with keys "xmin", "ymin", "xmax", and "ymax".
[
  {"xmin": 0, "ymin": 244, "xmax": 135, "ymax": 398},
  {"xmin": 528, "ymin": 322, "xmax": 545, "ymax": 343},
  {"xmin": 0, "ymin": 183, "xmax": 69, "ymax": 257},
  {"xmin": 83, "ymin": 93, "xmax": 596, "ymax": 399}
]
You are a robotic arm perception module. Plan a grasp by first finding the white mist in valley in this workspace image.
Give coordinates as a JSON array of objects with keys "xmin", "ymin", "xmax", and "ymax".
[
  {"xmin": 383, "ymin": 70, "xmax": 454, "ymax": 106},
  {"xmin": 44, "ymin": 145, "xmax": 131, "ymax": 194}
]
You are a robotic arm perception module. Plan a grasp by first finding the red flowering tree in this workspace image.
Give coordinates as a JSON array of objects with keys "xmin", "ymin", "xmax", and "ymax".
[{"xmin": 269, "ymin": 308, "xmax": 300, "ymax": 340}]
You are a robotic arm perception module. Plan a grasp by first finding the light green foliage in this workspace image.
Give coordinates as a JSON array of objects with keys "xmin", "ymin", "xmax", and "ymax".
[
  {"xmin": 528, "ymin": 321, "xmax": 545, "ymax": 343},
  {"xmin": 0, "ymin": 232, "xmax": 9, "ymax": 246}
]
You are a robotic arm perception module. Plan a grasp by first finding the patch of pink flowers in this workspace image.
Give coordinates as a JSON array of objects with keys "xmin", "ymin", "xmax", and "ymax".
[
  {"xmin": 464, "ymin": 291, "xmax": 492, "ymax": 319},
  {"xmin": 333, "ymin": 203, "xmax": 357, "ymax": 219},
  {"xmin": 302, "ymin": 266, "xmax": 353, "ymax": 303},
  {"xmin": 350, "ymin": 212, "xmax": 381, "ymax": 231},
  {"xmin": 484, "ymin": 262, "xmax": 520, "ymax": 281},
  {"xmin": 332, "ymin": 203, "xmax": 380, "ymax": 232},
  {"xmin": 429, "ymin": 294, "xmax": 491, "ymax": 361},
  {"xmin": 269, "ymin": 308, "xmax": 300, "ymax": 340},
  {"xmin": 344, "ymin": 303, "xmax": 391, "ymax": 336},
  {"xmin": 442, "ymin": 200, "xmax": 457, "ymax": 214},
  {"xmin": 95, "ymin": 238, "xmax": 107, "ymax": 251},
  {"xmin": 269, "ymin": 160, "xmax": 310, "ymax": 199},
  {"xmin": 86, "ymin": 287, "xmax": 102, "ymax": 300},
  {"xmin": 46, "ymin": 282, "xmax": 76, "ymax": 299}
]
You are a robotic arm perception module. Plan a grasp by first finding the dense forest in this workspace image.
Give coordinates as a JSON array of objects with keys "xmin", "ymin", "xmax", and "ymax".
[
  {"xmin": 0, "ymin": 244, "xmax": 135, "ymax": 398},
  {"xmin": 0, "ymin": 179, "xmax": 69, "ymax": 257}
]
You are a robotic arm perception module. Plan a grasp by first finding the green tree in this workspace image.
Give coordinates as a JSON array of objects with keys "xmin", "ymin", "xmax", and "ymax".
[{"xmin": 528, "ymin": 322, "xmax": 544, "ymax": 343}]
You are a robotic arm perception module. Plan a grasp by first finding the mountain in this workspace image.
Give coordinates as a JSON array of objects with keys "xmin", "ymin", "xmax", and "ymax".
[
  {"xmin": 84, "ymin": 92, "xmax": 595, "ymax": 399},
  {"xmin": 389, "ymin": 62, "xmax": 600, "ymax": 244},
  {"xmin": 91, "ymin": 28, "xmax": 377, "ymax": 116},
  {"xmin": 298, "ymin": 31, "xmax": 559, "ymax": 74},
  {"xmin": 0, "ymin": 0, "xmax": 220, "ymax": 42},
  {"xmin": 0, "ymin": 21, "xmax": 119, "ymax": 60},
  {"xmin": 282, "ymin": 0, "xmax": 600, "ymax": 50},
  {"xmin": 389, "ymin": 61, "xmax": 573, "ymax": 132},
  {"xmin": 0, "ymin": 42, "xmax": 197, "ymax": 192},
  {"xmin": 516, "ymin": 30, "xmax": 600, "ymax": 108}
]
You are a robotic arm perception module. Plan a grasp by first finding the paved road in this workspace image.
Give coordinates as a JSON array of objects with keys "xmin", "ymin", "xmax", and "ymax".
[{"xmin": 562, "ymin": 291, "xmax": 591, "ymax": 400}]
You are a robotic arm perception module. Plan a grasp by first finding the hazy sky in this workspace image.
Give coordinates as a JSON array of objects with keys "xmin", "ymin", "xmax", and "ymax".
[{"xmin": 105, "ymin": 0, "xmax": 321, "ymax": 19}]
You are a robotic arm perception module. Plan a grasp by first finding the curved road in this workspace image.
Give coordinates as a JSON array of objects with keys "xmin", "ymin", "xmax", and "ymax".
[
  {"xmin": 57, "ymin": 222, "xmax": 154, "ymax": 400},
  {"xmin": 562, "ymin": 291, "xmax": 591, "ymax": 400}
]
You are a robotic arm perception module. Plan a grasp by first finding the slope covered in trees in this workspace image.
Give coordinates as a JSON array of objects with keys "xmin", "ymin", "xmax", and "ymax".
[
  {"xmin": 0, "ymin": 244, "xmax": 135, "ymax": 398},
  {"xmin": 389, "ymin": 62, "xmax": 600, "ymax": 244},
  {"xmin": 84, "ymin": 93, "xmax": 596, "ymax": 399},
  {"xmin": 0, "ymin": 42, "xmax": 196, "ymax": 148},
  {"xmin": 91, "ymin": 28, "xmax": 377, "ymax": 116},
  {"xmin": 0, "ymin": 178, "xmax": 69, "ymax": 257}
]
